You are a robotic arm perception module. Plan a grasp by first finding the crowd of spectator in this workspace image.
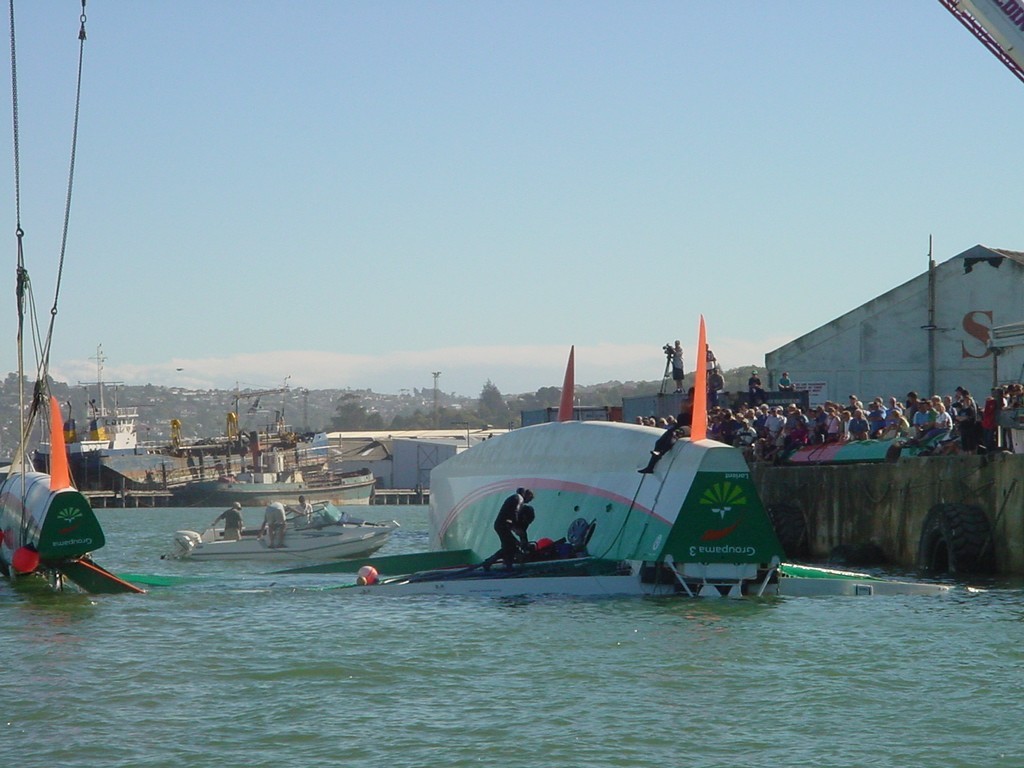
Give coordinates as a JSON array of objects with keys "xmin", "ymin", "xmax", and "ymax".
[{"xmin": 636, "ymin": 382, "xmax": 1024, "ymax": 463}]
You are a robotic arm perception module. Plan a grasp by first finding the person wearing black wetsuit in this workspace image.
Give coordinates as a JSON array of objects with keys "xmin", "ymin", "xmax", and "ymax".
[
  {"xmin": 638, "ymin": 415, "xmax": 689, "ymax": 474},
  {"xmin": 488, "ymin": 488, "xmax": 534, "ymax": 568}
]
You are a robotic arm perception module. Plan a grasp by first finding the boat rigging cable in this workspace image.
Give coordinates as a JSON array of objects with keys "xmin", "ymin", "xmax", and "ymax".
[
  {"xmin": 7, "ymin": 0, "xmax": 89, "ymax": 472},
  {"xmin": 594, "ymin": 471, "xmax": 650, "ymax": 561},
  {"xmin": 594, "ymin": 446, "xmax": 678, "ymax": 562}
]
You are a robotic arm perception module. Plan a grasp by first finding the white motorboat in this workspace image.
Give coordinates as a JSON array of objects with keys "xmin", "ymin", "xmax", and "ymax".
[{"xmin": 170, "ymin": 501, "xmax": 398, "ymax": 561}]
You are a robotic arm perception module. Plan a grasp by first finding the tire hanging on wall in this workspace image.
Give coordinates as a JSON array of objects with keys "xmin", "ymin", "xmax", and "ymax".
[
  {"xmin": 917, "ymin": 502, "xmax": 995, "ymax": 574},
  {"xmin": 765, "ymin": 502, "xmax": 809, "ymax": 559}
]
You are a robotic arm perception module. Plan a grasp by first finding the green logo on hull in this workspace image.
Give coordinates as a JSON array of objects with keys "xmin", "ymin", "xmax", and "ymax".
[
  {"xmin": 660, "ymin": 472, "xmax": 783, "ymax": 564},
  {"xmin": 37, "ymin": 492, "xmax": 105, "ymax": 560},
  {"xmin": 57, "ymin": 505, "xmax": 83, "ymax": 526}
]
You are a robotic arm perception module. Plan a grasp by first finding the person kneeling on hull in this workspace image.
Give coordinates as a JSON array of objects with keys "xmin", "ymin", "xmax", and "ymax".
[{"xmin": 483, "ymin": 488, "xmax": 534, "ymax": 569}]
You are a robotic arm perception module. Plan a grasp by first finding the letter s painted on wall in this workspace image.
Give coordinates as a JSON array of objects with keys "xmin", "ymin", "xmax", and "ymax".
[{"xmin": 962, "ymin": 310, "xmax": 993, "ymax": 359}]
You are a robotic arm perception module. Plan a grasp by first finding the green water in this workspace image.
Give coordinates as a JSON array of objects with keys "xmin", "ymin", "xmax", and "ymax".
[{"xmin": 1, "ymin": 506, "xmax": 1022, "ymax": 767}]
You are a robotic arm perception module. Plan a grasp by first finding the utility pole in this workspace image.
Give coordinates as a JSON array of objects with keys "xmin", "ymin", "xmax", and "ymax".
[
  {"xmin": 299, "ymin": 388, "xmax": 310, "ymax": 433},
  {"xmin": 926, "ymin": 236, "xmax": 936, "ymax": 397},
  {"xmin": 432, "ymin": 371, "xmax": 441, "ymax": 428}
]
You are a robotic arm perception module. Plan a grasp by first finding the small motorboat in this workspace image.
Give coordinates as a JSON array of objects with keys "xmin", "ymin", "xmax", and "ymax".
[{"xmin": 169, "ymin": 501, "xmax": 398, "ymax": 561}]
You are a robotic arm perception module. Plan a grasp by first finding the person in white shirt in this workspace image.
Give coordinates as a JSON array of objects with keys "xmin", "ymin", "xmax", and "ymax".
[
  {"xmin": 764, "ymin": 407, "xmax": 786, "ymax": 447},
  {"xmin": 261, "ymin": 502, "xmax": 287, "ymax": 548}
]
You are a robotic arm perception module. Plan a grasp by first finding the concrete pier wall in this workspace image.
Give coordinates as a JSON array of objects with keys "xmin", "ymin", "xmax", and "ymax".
[{"xmin": 751, "ymin": 452, "xmax": 1024, "ymax": 575}]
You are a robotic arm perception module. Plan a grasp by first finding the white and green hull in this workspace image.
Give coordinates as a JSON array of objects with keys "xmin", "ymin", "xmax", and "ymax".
[
  {"xmin": 429, "ymin": 421, "xmax": 784, "ymax": 571},
  {"xmin": 334, "ymin": 421, "xmax": 950, "ymax": 598},
  {"xmin": 0, "ymin": 471, "xmax": 142, "ymax": 593}
]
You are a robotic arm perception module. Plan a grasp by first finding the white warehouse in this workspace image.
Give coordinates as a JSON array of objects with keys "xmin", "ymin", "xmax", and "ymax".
[{"xmin": 764, "ymin": 245, "xmax": 1024, "ymax": 404}]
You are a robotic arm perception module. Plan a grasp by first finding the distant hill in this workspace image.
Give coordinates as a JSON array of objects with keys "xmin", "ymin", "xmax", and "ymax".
[{"xmin": 0, "ymin": 364, "xmax": 760, "ymax": 454}]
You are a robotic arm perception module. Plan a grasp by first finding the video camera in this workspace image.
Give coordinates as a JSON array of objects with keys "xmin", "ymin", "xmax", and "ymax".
[{"xmin": 663, "ymin": 343, "xmax": 674, "ymax": 357}]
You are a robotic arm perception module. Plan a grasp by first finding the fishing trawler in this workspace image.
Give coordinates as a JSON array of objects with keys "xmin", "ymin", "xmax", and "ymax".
[
  {"xmin": 169, "ymin": 467, "xmax": 376, "ymax": 508},
  {"xmin": 32, "ymin": 346, "xmax": 151, "ymax": 484}
]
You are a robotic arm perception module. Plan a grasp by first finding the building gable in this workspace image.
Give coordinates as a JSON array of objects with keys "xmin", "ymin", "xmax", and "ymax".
[{"xmin": 765, "ymin": 245, "xmax": 1024, "ymax": 404}]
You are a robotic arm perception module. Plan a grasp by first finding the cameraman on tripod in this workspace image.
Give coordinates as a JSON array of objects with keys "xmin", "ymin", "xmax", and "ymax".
[{"xmin": 668, "ymin": 340, "xmax": 684, "ymax": 394}]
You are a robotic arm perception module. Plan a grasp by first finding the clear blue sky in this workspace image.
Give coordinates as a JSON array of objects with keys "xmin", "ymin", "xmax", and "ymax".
[{"xmin": 1, "ymin": 1, "xmax": 1021, "ymax": 397}]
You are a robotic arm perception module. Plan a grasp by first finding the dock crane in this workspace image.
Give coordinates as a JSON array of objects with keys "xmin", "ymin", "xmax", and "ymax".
[
  {"xmin": 227, "ymin": 380, "xmax": 291, "ymax": 438},
  {"xmin": 937, "ymin": 0, "xmax": 1024, "ymax": 84}
]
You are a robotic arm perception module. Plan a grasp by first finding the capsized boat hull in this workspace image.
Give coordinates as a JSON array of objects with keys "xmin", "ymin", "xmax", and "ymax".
[
  {"xmin": 0, "ymin": 471, "xmax": 143, "ymax": 593},
  {"xmin": 346, "ymin": 557, "xmax": 952, "ymax": 598},
  {"xmin": 353, "ymin": 573, "xmax": 952, "ymax": 598},
  {"xmin": 342, "ymin": 421, "xmax": 950, "ymax": 599},
  {"xmin": 429, "ymin": 420, "xmax": 784, "ymax": 568},
  {"xmin": 776, "ymin": 562, "xmax": 952, "ymax": 597},
  {"xmin": 0, "ymin": 471, "xmax": 105, "ymax": 570}
]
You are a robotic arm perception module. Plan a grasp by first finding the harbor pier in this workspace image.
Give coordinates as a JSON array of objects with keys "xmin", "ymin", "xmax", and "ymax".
[
  {"xmin": 84, "ymin": 490, "xmax": 175, "ymax": 508},
  {"xmin": 752, "ymin": 451, "xmax": 1024, "ymax": 575},
  {"xmin": 83, "ymin": 488, "xmax": 430, "ymax": 507},
  {"xmin": 372, "ymin": 489, "xmax": 430, "ymax": 505}
]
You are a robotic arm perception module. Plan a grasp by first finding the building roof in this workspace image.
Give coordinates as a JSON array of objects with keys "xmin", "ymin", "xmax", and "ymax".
[
  {"xmin": 955, "ymin": 245, "xmax": 1024, "ymax": 271},
  {"xmin": 326, "ymin": 428, "xmax": 508, "ymax": 441}
]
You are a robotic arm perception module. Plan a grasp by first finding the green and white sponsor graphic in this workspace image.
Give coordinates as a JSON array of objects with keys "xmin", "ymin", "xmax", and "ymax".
[
  {"xmin": 659, "ymin": 471, "xmax": 784, "ymax": 564},
  {"xmin": 37, "ymin": 492, "xmax": 104, "ymax": 560}
]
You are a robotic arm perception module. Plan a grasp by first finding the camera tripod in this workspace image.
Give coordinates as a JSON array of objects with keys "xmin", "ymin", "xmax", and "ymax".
[{"xmin": 659, "ymin": 353, "xmax": 675, "ymax": 395}]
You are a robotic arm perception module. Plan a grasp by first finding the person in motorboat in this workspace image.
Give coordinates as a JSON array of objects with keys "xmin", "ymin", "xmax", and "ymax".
[
  {"xmin": 212, "ymin": 501, "xmax": 244, "ymax": 541},
  {"xmin": 294, "ymin": 495, "xmax": 313, "ymax": 525},
  {"xmin": 261, "ymin": 502, "xmax": 287, "ymax": 548}
]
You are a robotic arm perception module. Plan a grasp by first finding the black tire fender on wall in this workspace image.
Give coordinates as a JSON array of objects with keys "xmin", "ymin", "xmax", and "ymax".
[
  {"xmin": 765, "ymin": 502, "xmax": 809, "ymax": 559},
  {"xmin": 917, "ymin": 502, "xmax": 995, "ymax": 575}
]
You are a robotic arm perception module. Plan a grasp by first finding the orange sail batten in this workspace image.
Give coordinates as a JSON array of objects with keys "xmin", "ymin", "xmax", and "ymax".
[
  {"xmin": 48, "ymin": 395, "xmax": 72, "ymax": 491},
  {"xmin": 557, "ymin": 346, "xmax": 575, "ymax": 422},
  {"xmin": 689, "ymin": 317, "xmax": 709, "ymax": 441}
]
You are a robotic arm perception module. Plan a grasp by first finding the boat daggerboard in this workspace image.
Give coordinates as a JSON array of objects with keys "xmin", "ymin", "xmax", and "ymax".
[{"xmin": 657, "ymin": 470, "xmax": 784, "ymax": 565}]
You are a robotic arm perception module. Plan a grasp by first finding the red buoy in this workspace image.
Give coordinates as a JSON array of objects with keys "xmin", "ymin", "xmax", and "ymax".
[
  {"xmin": 536, "ymin": 537, "xmax": 554, "ymax": 550},
  {"xmin": 11, "ymin": 546, "xmax": 40, "ymax": 574}
]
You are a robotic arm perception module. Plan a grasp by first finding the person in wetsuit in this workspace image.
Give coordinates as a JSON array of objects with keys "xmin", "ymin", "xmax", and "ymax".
[
  {"xmin": 638, "ymin": 414, "xmax": 689, "ymax": 474},
  {"xmin": 488, "ymin": 488, "xmax": 534, "ymax": 568}
]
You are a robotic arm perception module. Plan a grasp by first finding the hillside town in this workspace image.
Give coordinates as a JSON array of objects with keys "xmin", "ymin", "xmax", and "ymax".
[{"xmin": 0, "ymin": 366, "xmax": 761, "ymax": 456}]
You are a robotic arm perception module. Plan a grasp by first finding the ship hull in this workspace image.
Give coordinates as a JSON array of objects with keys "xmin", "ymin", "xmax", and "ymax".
[{"xmin": 170, "ymin": 471, "xmax": 376, "ymax": 508}]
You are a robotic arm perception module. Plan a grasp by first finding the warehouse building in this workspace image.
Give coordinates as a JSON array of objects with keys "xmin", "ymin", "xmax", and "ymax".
[{"xmin": 765, "ymin": 244, "xmax": 1024, "ymax": 405}]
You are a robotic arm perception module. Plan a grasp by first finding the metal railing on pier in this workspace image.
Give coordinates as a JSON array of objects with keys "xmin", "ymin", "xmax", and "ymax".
[
  {"xmin": 371, "ymin": 489, "xmax": 429, "ymax": 505},
  {"xmin": 84, "ymin": 490, "xmax": 175, "ymax": 508},
  {"xmin": 83, "ymin": 487, "xmax": 429, "ymax": 508}
]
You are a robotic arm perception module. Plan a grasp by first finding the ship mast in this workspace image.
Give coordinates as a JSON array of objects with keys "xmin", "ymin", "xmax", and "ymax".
[{"xmin": 92, "ymin": 344, "xmax": 106, "ymax": 415}]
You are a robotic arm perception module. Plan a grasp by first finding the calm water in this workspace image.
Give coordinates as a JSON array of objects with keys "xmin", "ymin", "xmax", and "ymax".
[{"xmin": 2, "ymin": 505, "xmax": 1023, "ymax": 768}]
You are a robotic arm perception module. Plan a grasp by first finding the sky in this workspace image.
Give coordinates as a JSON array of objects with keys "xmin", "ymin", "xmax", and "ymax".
[{"xmin": 0, "ymin": 1, "xmax": 1021, "ymax": 397}]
